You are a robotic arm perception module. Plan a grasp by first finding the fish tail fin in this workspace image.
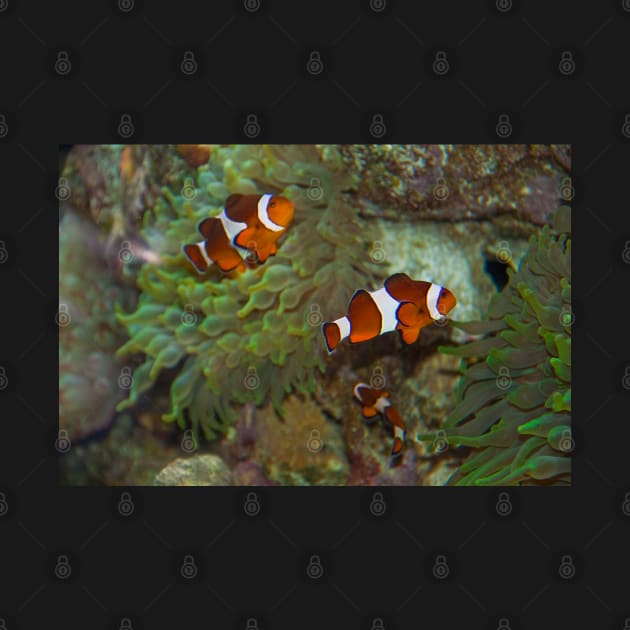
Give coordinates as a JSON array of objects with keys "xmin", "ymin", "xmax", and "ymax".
[
  {"xmin": 182, "ymin": 241, "xmax": 212, "ymax": 273},
  {"xmin": 386, "ymin": 407, "xmax": 406, "ymax": 458},
  {"xmin": 391, "ymin": 436, "xmax": 404, "ymax": 458},
  {"xmin": 322, "ymin": 322, "xmax": 341, "ymax": 353}
]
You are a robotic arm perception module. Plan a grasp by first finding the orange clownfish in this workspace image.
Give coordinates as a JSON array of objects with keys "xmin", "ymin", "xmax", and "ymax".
[
  {"xmin": 182, "ymin": 193, "xmax": 295, "ymax": 274},
  {"xmin": 353, "ymin": 383, "xmax": 406, "ymax": 459},
  {"xmin": 322, "ymin": 273, "xmax": 457, "ymax": 353}
]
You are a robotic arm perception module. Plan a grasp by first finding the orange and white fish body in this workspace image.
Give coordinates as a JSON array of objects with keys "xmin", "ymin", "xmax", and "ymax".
[
  {"xmin": 183, "ymin": 193, "xmax": 295, "ymax": 274},
  {"xmin": 323, "ymin": 273, "xmax": 456, "ymax": 353},
  {"xmin": 353, "ymin": 383, "xmax": 407, "ymax": 459}
]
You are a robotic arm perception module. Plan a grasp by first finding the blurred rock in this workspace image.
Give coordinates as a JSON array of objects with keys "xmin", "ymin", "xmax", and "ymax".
[
  {"xmin": 319, "ymin": 144, "xmax": 570, "ymax": 227},
  {"xmin": 154, "ymin": 454, "xmax": 233, "ymax": 486},
  {"xmin": 252, "ymin": 395, "xmax": 349, "ymax": 485}
]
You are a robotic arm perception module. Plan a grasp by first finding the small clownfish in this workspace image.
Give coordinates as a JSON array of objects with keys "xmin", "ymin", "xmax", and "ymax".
[
  {"xmin": 322, "ymin": 273, "xmax": 456, "ymax": 353},
  {"xmin": 353, "ymin": 383, "xmax": 406, "ymax": 459},
  {"xmin": 182, "ymin": 193, "xmax": 295, "ymax": 274}
]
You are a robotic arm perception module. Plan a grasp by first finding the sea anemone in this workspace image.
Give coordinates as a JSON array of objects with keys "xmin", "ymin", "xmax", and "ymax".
[
  {"xmin": 115, "ymin": 145, "xmax": 381, "ymax": 440},
  {"xmin": 432, "ymin": 205, "xmax": 571, "ymax": 485}
]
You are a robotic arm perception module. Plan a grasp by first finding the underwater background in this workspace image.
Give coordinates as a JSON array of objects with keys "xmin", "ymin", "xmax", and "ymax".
[{"xmin": 58, "ymin": 144, "xmax": 571, "ymax": 486}]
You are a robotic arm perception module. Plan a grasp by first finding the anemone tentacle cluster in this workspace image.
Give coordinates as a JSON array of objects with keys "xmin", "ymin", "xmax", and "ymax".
[
  {"xmin": 434, "ymin": 206, "xmax": 571, "ymax": 485},
  {"xmin": 115, "ymin": 145, "xmax": 382, "ymax": 439}
]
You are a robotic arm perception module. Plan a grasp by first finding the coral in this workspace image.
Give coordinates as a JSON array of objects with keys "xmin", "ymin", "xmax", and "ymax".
[
  {"xmin": 115, "ymin": 145, "xmax": 381, "ymax": 440},
  {"xmin": 431, "ymin": 206, "xmax": 572, "ymax": 485},
  {"xmin": 320, "ymin": 144, "xmax": 570, "ymax": 228},
  {"xmin": 59, "ymin": 211, "xmax": 136, "ymax": 439},
  {"xmin": 249, "ymin": 395, "xmax": 349, "ymax": 485},
  {"xmin": 154, "ymin": 454, "xmax": 233, "ymax": 486}
]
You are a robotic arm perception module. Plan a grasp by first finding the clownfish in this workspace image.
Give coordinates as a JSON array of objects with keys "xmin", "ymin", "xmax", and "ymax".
[
  {"xmin": 182, "ymin": 193, "xmax": 295, "ymax": 274},
  {"xmin": 322, "ymin": 273, "xmax": 457, "ymax": 353},
  {"xmin": 353, "ymin": 383, "xmax": 406, "ymax": 459}
]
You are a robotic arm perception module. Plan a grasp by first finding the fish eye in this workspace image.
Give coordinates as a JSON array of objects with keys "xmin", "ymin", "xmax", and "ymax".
[{"xmin": 269, "ymin": 202, "xmax": 276, "ymax": 208}]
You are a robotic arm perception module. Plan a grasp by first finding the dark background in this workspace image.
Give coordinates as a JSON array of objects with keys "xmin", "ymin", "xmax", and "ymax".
[{"xmin": 1, "ymin": 1, "xmax": 629, "ymax": 629}]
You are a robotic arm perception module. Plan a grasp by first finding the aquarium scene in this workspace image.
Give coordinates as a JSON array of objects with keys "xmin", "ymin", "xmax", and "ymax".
[{"xmin": 58, "ymin": 144, "xmax": 572, "ymax": 486}]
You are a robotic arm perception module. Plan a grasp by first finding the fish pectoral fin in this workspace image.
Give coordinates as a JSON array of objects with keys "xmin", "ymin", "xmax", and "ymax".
[
  {"xmin": 399, "ymin": 325, "xmax": 421, "ymax": 345},
  {"xmin": 362, "ymin": 406, "xmax": 378, "ymax": 418},
  {"xmin": 396, "ymin": 301, "xmax": 418, "ymax": 327},
  {"xmin": 234, "ymin": 225, "xmax": 258, "ymax": 251}
]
